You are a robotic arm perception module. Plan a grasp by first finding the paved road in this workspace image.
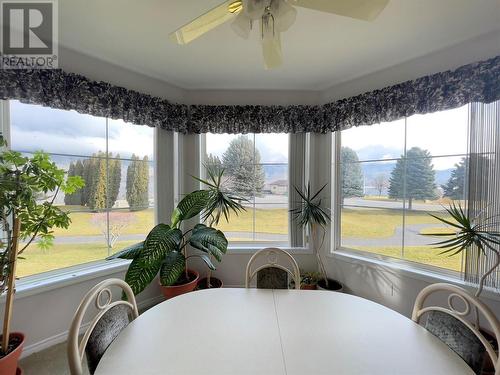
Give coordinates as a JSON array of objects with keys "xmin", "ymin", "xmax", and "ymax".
[
  {"xmin": 341, "ymin": 223, "xmax": 446, "ymax": 248},
  {"xmin": 344, "ymin": 198, "xmax": 447, "ymax": 212}
]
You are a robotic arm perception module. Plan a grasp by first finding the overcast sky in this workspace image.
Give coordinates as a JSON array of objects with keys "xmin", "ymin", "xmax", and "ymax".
[
  {"xmin": 9, "ymin": 100, "xmax": 154, "ymax": 160},
  {"xmin": 9, "ymin": 100, "xmax": 468, "ymax": 170}
]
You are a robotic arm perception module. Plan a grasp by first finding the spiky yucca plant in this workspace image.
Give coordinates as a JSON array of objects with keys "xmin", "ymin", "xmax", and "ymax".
[
  {"xmin": 424, "ymin": 203, "xmax": 500, "ymax": 297},
  {"xmin": 290, "ymin": 183, "xmax": 331, "ymax": 287}
]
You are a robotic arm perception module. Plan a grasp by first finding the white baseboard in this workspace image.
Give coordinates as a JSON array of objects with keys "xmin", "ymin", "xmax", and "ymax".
[{"xmin": 21, "ymin": 294, "xmax": 164, "ymax": 359}]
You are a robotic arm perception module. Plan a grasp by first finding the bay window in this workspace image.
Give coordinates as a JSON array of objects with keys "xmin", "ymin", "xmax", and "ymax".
[
  {"xmin": 332, "ymin": 105, "xmax": 470, "ymax": 273},
  {"xmin": 3, "ymin": 100, "xmax": 155, "ymax": 277}
]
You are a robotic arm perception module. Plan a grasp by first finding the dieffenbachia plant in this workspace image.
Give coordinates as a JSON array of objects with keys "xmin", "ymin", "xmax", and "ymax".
[{"xmin": 108, "ymin": 167, "xmax": 245, "ymax": 295}]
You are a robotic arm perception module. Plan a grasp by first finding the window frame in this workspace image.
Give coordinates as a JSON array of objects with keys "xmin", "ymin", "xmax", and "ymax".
[
  {"xmin": 198, "ymin": 132, "xmax": 311, "ymax": 253},
  {"xmin": 330, "ymin": 117, "xmax": 467, "ymax": 279},
  {"xmin": 1, "ymin": 99, "xmax": 158, "ymax": 279}
]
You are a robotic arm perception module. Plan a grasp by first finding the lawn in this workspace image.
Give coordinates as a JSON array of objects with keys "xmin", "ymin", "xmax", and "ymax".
[
  {"xmin": 17, "ymin": 241, "xmax": 137, "ymax": 277},
  {"xmin": 341, "ymin": 207, "xmax": 451, "ymax": 238},
  {"xmin": 52, "ymin": 208, "xmax": 155, "ymax": 236},
  {"xmin": 356, "ymin": 246, "xmax": 463, "ymax": 272},
  {"xmin": 17, "ymin": 206, "xmax": 458, "ymax": 278}
]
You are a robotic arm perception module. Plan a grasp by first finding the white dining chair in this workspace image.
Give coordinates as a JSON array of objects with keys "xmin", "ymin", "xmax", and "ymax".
[
  {"xmin": 412, "ymin": 283, "xmax": 500, "ymax": 375},
  {"xmin": 68, "ymin": 278, "xmax": 139, "ymax": 375},
  {"xmin": 245, "ymin": 247, "xmax": 300, "ymax": 289}
]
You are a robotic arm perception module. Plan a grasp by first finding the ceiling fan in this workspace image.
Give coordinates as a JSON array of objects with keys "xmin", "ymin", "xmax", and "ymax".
[{"xmin": 169, "ymin": 0, "xmax": 389, "ymax": 69}]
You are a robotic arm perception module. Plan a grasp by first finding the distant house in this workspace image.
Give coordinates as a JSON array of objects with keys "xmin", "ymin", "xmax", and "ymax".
[{"xmin": 270, "ymin": 180, "xmax": 288, "ymax": 195}]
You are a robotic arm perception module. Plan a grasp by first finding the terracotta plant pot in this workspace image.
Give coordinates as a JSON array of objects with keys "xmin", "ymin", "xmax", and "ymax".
[
  {"xmin": 300, "ymin": 284, "xmax": 317, "ymax": 290},
  {"xmin": 0, "ymin": 332, "xmax": 25, "ymax": 375},
  {"xmin": 197, "ymin": 277, "xmax": 223, "ymax": 289},
  {"xmin": 317, "ymin": 278, "xmax": 344, "ymax": 292},
  {"xmin": 159, "ymin": 269, "xmax": 199, "ymax": 299}
]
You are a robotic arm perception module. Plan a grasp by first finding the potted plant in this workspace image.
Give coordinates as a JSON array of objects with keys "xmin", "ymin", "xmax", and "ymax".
[
  {"xmin": 300, "ymin": 271, "xmax": 320, "ymax": 290},
  {"xmin": 0, "ymin": 138, "xmax": 84, "ymax": 375},
  {"xmin": 425, "ymin": 203, "xmax": 500, "ymax": 297},
  {"xmin": 108, "ymin": 168, "xmax": 244, "ymax": 298},
  {"xmin": 194, "ymin": 167, "xmax": 246, "ymax": 289},
  {"xmin": 291, "ymin": 183, "xmax": 343, "ymax": 292}
]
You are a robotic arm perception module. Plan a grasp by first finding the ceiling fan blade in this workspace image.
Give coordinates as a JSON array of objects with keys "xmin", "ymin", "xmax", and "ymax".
[
  {"xmin": 169, "ymin": 0, "xmax": 243, "ymax": 45},
  {"xmin": 289, "ymin": 0, "xmax": 389, "ymax": 21}
]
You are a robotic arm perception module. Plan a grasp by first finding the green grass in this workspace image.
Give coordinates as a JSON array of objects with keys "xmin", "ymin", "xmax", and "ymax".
[
  {"xmin": 18, "ymin": 206, "xmax": 460, "ymax": 278},
  {"xmin": 53, "ymin": 208, "xmax": 155, "ymax": 236},
  {"xmin": 420, "ymin": 227, "xmax": 457, "ymax": 235},
  {"xmin": 17, "ymin": 241, "xmax": 137, "ymax": 277},
  {"xmin": 356, "ymin": 246, "xmax": 462, "ymax": 272},
  {"xmin": 341, "ymin": 207, "xmax": 451, "ymax": 238}
]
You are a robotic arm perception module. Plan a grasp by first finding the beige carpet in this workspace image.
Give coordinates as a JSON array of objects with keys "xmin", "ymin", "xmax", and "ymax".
[{"xmin": 19, "ymin": 341, "xmax": 89, "ymax": 375}]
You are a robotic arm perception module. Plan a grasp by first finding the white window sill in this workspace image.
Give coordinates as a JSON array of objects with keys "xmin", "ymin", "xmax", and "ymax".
[
  {"xmin": 331, "ymin": 249, "xmax": 500, "ymax": 303},
  {"xmin": 0, "ymin": 259, "xmax": 130, "ymax": 302},
  {"xmin": 227, "ymin": 245, "xmax": 311, "ymax": 255}
]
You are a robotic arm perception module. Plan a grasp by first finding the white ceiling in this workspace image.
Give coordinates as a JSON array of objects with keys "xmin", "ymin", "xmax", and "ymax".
[{"xmin": 60, "ymin": 0, "xmax": 500, "ymax": 91}]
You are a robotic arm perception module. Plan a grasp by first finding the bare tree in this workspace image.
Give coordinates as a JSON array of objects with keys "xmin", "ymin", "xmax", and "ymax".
[
  {"xmin": 91, "ymin": 212, "xmax": 136, "ymax": 248},
  {"xmin": 372, "ymin": 174, "xmax": 389, "ymax": 196}
]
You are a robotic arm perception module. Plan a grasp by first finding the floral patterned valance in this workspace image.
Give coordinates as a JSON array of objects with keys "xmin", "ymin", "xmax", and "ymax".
[{"xmin": 0, "ymin": 55, "xmax": 498, "ymax": 134}]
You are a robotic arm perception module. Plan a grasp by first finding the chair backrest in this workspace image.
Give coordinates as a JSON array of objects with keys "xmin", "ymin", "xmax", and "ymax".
[
  {"xmin": 412, "ymin": 283, "xmax": 500, "ymax": 375},
  {"xmin": 68, "ymin": 278, "xmax": 139, "ymax": 375},
  {"xmin": 245, "ymin": 247, "xmax": 300, "ymax": 290}
]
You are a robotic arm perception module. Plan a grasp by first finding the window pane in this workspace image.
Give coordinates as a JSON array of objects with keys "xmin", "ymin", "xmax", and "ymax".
[
  {"xmin": 213, "ymin": 207, "xmax": 255, "ymax": 243},
  {"xmin": 9, "ymin": 102, "xmax": 155, "ymax": 277},
  {"xmin": 337, "ymin": 109, "xmax": 470, "ymax": 274},
  {"xmin": 254, "ymin": 203, "xmax": 288, "ymax": 244},
  {"xmin": 406, "ymin": 105, "xmax": 468, "ymax": 157},
  {"xmin": 341, "ymin": 119, "xmax": 405, "ymax": 162},
  {"xmin": 204, "ymin": 133, "xmax": 290, "ymax": 246},
  {"xmin": 114, "ymin": 159, "xmax": 154, "ymax": 210},
  {"xmin": 10, "ymin": 100, "xmax": 106, "ymax": 156},
  {"xmin": 341, "ymin": 206, "xmax": 403, "ymax": 258},
  {"xmin": 255, "ymin": 133, "xmax": 288, "ymax": 163},
  {"xmin": 107, "ymin": 119, "xmax": 154, "ymax": 161},
  {"xmin": 108, "ymin": 209, "xmax": 154, "ymax": 253}
]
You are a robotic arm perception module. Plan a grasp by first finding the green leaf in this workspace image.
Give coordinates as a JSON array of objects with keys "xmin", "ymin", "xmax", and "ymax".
[
  {"xmin": 142, "ymin": 224, "xmax": 182, "ymax": 266},
  {"xmin": 189, "ymin": 224, "xmax": 228, "ymax": 262},
  {"xmin": 124, "ymin": 256, "xmax": 161, "ymax": 296},
  {"xmin": 176, "ymin": 190, "xmax": 210, "ymax": 222},
  {"xmin": 107, "ymin": 241, "xmax": 144, "ymax": 260},
  {"xmin": 160, "ymin": 251, "xmax": 186, "ymax": 286}
]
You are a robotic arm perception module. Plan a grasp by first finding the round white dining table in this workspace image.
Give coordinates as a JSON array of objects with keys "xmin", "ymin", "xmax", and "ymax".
[{"xmin": 95, "ymin": 288, "xmax": 473, "ymax": 375}]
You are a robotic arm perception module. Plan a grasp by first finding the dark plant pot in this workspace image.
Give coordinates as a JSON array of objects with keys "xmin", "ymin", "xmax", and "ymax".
[
  {"xmin": 159, "ymin": 269, "xmax": 199, "ymax": 299},
  {"xmin": 0, "ymin": 332, "xmax": 25, "ymax": 375},
  {"xmin": 317, "ymin": 278, "xmax": 343, "ymax": 292},
  {"xmin": 197, "ymin": 277, "xmax": 223, "ymax": 289},
  {"xmin": 300, "ymin": 284, "xmax": 317, "ymax": 290}
]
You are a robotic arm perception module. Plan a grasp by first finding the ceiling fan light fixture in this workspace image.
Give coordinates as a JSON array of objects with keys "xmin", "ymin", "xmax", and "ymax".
[{"xmin": 228, "ymin": 0, "xmax": 244, "ymax": 14}]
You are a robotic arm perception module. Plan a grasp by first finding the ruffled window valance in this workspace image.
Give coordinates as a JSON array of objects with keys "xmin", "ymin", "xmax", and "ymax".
[{"xmin": 0, "ymin": 55, "xmax": 498, "ymax": 134}]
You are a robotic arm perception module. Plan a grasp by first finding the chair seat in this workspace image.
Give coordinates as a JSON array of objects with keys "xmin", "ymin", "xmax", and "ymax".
[
  {"xmin": 85, "ymin": 304, "xmax": 131, "ymax": 374},
  {"xmin": 425, "ymin": 310, "xmax": 486, "ymax": 374}
]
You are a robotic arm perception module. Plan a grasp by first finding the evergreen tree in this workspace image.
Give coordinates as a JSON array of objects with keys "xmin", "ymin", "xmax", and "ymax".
[
  {"xmin": 81, "ymin": 156, "xmax": 96, "ymax": 206},
  {"xmin": 341, "ymin": 147, "xmax": 364, "ymax": 200},
  {"xmin": 89, "ymin": 153, "xmax": 107, "ymax": 211},
  {"xmin": 222, "ymin": 135, "xmax": 265, "ymax": 196},
  {"xmin": 72, "ymin": 160, "xmax": 84, "ymax": 206},
  {"xmin": 107, "ymin": 154, "xmax": 121, "ymax": 208},
  {"xmin": 442, "ymin": 157, "xmax": 467, "ymax": 200},
  {"xmin": 388, "ymin": 147, "xmax": 437, "ymax": 209},
  {"xmin": 64, "ymin": 162, "xmax": 76, "ymax": 205},
  {"xmin": 126, "ymin": 154, "xmax": 149, "ymax": 210},
  {"xmin": 126, "ymin": 154, "xmax": 138, "ymax": 209}
]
